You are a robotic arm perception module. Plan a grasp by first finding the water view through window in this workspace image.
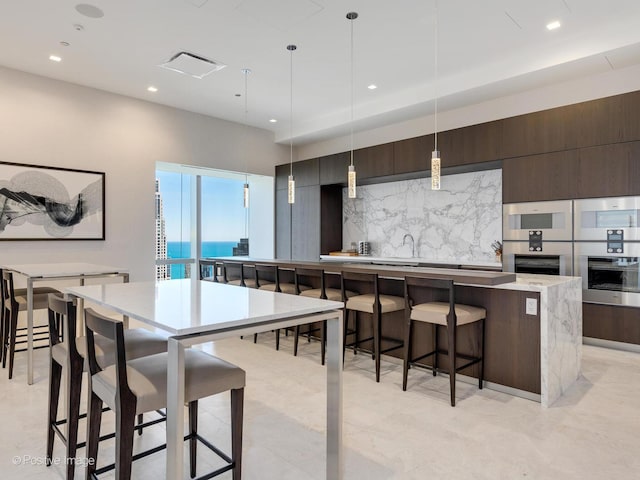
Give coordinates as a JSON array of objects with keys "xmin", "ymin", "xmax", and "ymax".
[{"xmin": 156, "ymin": 169, "xmax": 248, "ymax": 280}]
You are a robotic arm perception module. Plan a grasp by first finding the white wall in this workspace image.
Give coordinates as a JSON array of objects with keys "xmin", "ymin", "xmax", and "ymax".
[{"xmin": 0, "ymin": 66, "xmax": 287, "ymax": 281}]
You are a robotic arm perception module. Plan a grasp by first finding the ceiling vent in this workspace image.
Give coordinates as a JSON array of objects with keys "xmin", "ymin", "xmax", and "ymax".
[{"xmin": 158, "ymin": 51, "xmax": 226, "ymax": 79}]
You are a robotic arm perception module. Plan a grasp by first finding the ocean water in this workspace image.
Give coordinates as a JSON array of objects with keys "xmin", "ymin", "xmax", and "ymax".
[
  {"xmin": 166, "ymin": 241, "xmax": 237, "ymax": 279},
  {"xmin": 167, "ymin": 241, "xmax": 236, "ymax": 258}
]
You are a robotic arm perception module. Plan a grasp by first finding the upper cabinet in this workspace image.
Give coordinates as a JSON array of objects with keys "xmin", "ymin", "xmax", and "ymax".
[
  {"xmin": 319, "ymin": 144, "xmax": 394, "ymax": 185},
  {"xmin": 276, "ymin": 158, "xmax": 319, "ymax": 190},
  {"xmin": 353, "ymin": 143, "xmax": 394, "ymax": 180},
  {"xmin": 502, "ymin": 150, "xmax": 579, "ymax": 203},
  {"xmin": 576, "ymin": 141, "xmax": 640, "ymax": 198},
  {"xmin": 281, "ymin": 90, "xmax": 640, "ymax": 201},
  {"xmin": 393, "ymin": 135, "xmax": 429, "ymax": 174},
  {"xmin": 319, "ymin": 152, "xmax": 349, "ymax": 185},
  {"xmin": 503, "ymin": 141, "xmax": 640, "ymax": 203}
]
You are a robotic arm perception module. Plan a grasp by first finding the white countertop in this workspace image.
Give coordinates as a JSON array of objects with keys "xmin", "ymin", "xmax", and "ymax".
[
  {"xmin": 480, "ymin": 273, "xmax": 582, "ymax": 292},
  {"xmin": 1, "ymin": 262, "xmax": 128, "ymax": 278},
  {"xmin": 66, "ymin": 278, "xmax": 343, "ymax": 336},
  {"xmin": 319, "ymin": 255, "xmax": 501, "ymax": 268}
]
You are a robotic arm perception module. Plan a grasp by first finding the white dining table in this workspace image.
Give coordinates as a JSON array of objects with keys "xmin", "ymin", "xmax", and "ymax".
[
  {"xmin": 65, "ymin": 278, "xmax": 345, "ymax": 480},
  {"xmin": 0, "ymin": 262, "xmax": 129, "ymax": 385}
]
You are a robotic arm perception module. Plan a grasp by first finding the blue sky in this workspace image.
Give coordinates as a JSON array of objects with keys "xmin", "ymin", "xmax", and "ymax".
[{"xmin": 156, "ymin": 170, "xmax": 247, "ymax": 242}]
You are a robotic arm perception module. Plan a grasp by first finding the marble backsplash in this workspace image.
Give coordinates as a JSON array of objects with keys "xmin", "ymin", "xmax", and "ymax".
[{"xmin": 343, "ymin": 169, "xmax": 502, "ymax": 262}]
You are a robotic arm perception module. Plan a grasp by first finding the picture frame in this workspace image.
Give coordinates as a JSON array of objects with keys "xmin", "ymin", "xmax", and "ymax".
[{"xmin": 0, "ymin": 161, "xmax": 105, "ymax": 240}]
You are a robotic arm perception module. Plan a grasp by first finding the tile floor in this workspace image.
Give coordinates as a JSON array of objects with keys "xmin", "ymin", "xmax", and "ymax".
[{"xmin": 1, "ymin": 328, "xmax": 639, "ymax": 479}]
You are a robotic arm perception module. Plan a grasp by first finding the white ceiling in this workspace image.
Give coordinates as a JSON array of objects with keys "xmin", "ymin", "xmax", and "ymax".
[{"xmin": 2, "ymin": 0, "xmax": 640, "ymax": 145}]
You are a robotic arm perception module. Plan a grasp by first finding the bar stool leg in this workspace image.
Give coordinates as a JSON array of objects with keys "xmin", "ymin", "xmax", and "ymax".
[
  {"xmin": 85, "ymin": 391, "xmax": 103, "ymax": 479},
  {"xmin": 479, "ymin": 318, "xmax": 485, "ymax": 390},
  {"xmin": 115, "ymin": 400, "xmax": 136, "ymax": 480},
  {"xmin": 432, "ymin": 324, "xmax": 438, "ymax": 376},
  {"xmin": 373, "ymin": 309, "xmax": 381, "ymax": 383},
  {"xmin": 293, "ymin": 325, "xmax": 300, "ymax": 356},
  {"xmin": 353, "ymin": 311, "xmax": 359, "ymax": 355},
  {"xmin": 46, "ymin": 358, "xmax": 62, "ymax": 466},
  {"xmin": 189, "ymin": 400, "xmax": 198, "ymax": 478},
  {"xmin": 342, "ymin": 309, "xmax": 349, "ymax": 362},
  {"xmin": 402, "ymin": 318, "xmax": 412, "ymax": 391},
  {"xmin": 7, "ymin": 309, "xmax": 18, "ymax": 379},
  {"xmin": 231, "ymin": 388, "xmax": 244, "ymax": 480},
  {"xmin": 320, "ymin": 320, "xmax": 326, "ymax": 366},
  {"xmin": 65, "ymin": 364, "xmax": 83, "ymax": 480},
  {"xmin": 448, "ymin": 322, "xmax": 457, "ymax": 407}
]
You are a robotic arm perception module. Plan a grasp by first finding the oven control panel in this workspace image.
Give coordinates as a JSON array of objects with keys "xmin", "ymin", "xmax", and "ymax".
[
  {"xmin": 529, "ymin": 230, "xmax": 543, "ymax": 251},
  {"xmin": 607, "ymin": 229, "xmax": 624, "ymax": 253}
]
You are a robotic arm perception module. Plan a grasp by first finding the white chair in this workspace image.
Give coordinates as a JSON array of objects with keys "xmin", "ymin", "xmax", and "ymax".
[{"xmin": 84, "ymin": 308, "xmax": 245, "ymax": 480}]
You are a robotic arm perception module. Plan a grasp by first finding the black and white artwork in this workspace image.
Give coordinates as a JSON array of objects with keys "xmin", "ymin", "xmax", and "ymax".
[{"xmin": 0, "ymin": 162, "xmax": 105, "ymax": 240}]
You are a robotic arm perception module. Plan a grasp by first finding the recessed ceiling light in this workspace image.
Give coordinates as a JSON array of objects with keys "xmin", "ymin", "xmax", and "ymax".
[
  {"xmin": 367, "ymin": 84, "xmax": 378, "ymax": 90},
  {"xmin": 147, "ymin": 86, "xmax": 158, "ymax": 92},
  {"xmin": 546, "ymin": 20, "xmax": 561, "ymax": 30},
  {"xmin": 269, "ymin": 119, "xmax": 277, "ymax": 123},
  {"xmin": 49, "ymin": 55, "xmax": 62, "ymax": 62}
]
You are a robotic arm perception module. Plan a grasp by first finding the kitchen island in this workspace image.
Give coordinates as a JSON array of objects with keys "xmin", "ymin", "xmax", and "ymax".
[{"xmin": 201, "ymin": 258, "xmax": 581, "ymax": 407}]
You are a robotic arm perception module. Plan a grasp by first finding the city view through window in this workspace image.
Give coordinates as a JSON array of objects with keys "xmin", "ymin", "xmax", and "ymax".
[{"xmin": 155, "ymin": 169, "xmax": 249, "ymax": 280}]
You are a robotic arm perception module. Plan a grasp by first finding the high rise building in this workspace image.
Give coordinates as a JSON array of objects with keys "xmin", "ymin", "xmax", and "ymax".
[{"xmin": 155, "ymin": 179, "xmax": 170, "ymax": 280}]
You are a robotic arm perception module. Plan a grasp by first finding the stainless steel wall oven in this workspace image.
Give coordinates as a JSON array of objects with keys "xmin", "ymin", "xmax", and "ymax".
[
  {"xmin": 574, "ymin": 242, "xmax": 640, "ymax": 307},
  {"xmin": 503, "ymin": 200, "xmax": 573, "ymax": 276},
  {"xmin": 503, "ymin": 241, "xmax": 573, "ymax": 276},
  {"xmin": 574, "ymin": 196, "xmax": 640, "ymax": 242}
]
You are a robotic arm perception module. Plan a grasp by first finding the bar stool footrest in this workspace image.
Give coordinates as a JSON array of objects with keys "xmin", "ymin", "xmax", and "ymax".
[{"xmin": 89, "ymin": 430, "xmax": 234, "ymax": 480}]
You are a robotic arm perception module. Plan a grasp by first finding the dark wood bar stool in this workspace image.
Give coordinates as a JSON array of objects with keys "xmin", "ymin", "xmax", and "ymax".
[
  {"xmin": 403, "ymin": 275, "xmax": 486, "ymax": 406},
  {"xmin": 254, "ymin": 264, "xmax": 277, "ymax": 290},
  {"xmin": 251, "ymin": 264, "xmax": 278, "ymax": 346},
  {"xmin": 1, "ymin": 269, "xmax": 59, "ymax": 379},
  {"xmin": 293, "ymin": 267, "xmax": 342, "ymax": 365},
  {"xmin": 84, "ymin": 308, "xmax": 245, "ymax": 480},
  {"xmin": 46, "ymin": 294, "xmax": 168, "ymax": 480},
  {"xmin": 258, "ymin": 266, "xmax": 308, "ymax": 295},
  {"xmin": 200, "ymin": 261, "xmax": 225, "ymax": 282},
  {"xmin": 342, "ymin": 272, "xmax": 405, "ymax": 382},
  {"xmin": 222, "ymin": 262, "xmax": 256, "ymax": 288}
]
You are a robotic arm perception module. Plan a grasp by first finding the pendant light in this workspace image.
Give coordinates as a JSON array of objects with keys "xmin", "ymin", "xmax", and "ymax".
[
  {"xmin": 347, "ymin": 12, "xmax": 358, "ymax": 199},
  {"xmin": 242, "ymin": 68, "xmax": 251, "ymax": 208},
  {"xmin": 287, "ymin": 44, "xmax": 297, "ymax": 204},
  {"xmin": 431, "ymin": 0, "xmax": 441, "ymax": 190}
]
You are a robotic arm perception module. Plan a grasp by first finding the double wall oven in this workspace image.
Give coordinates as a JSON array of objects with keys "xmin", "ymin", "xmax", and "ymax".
[
  {"xmin": 574, "ymin": 197, "xmax": 640, "ymax": 307},
  {"xmin": 502, "ymin": 200, "xmax": 573, "ymax": 276}
]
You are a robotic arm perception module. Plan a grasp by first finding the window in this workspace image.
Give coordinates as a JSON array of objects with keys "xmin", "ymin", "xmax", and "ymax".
[{"xmin": 155, "ymin": 163, "xmax": 274, "ymax": 280}]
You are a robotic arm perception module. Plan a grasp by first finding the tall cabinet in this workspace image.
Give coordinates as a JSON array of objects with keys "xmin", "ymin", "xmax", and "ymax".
[{"xmin": 275, "ymin": 159, "xmax": 321, "ymax": 261}]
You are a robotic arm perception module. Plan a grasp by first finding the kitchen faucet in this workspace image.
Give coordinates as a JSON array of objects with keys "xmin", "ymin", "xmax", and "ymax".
[{"xmin": 402, "ymin": 233, "xmax": 415, "ymax": 258}]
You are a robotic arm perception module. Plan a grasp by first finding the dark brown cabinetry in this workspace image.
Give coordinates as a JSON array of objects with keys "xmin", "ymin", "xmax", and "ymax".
[
  {"xmin": 276, "ymin": 90, "xmax": 640, "ymax": 266},
  {"xmin": 502, "ymin": 150, "xmax": 579, "ymax": 203},
  {"xmin": 276, "ymin": 158, "xmax": 319, "ymax": 189},
  {"xmin": 319, "ymin": 152, "xmax": 349, "ymax": 185},
  {"xmin": 353, "ymin": 143, "xmax": 394, "ymax": 180},
  {"xmin": 576, "ymin": 142, "xmax": 640, "ymax": 198},
  {"xmin": 583, "ymin": 303, "xmax": 640, "ymax": 345},
  {"xmin": 275, "ymin": 188, "xmax": 291, "ymax": 259},
  {"xmin": 393, "ymin": 135, "xmax": 430, "ymax": 174},
  {"xmin": 503, "ymin": 140, "xmax": 640, "ymax": 203},
  {"xmin": 291, "ymin": 185, "xmax": 320, "ymax": 261}
]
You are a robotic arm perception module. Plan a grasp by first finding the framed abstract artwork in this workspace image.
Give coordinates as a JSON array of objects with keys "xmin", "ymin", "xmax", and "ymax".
[{"xmin": 0, "ymin": 161, "xmax": 105, "ymax": 240}]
